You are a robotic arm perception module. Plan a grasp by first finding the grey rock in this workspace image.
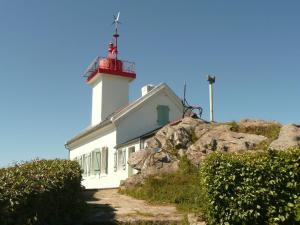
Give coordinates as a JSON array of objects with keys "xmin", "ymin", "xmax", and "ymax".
[
  {"xmin": 127, "ymin": 149, "xmax": 152, "ymax": 171},
  {"xmin": 122, "ymin": 117, "xmax": 286, "ymax": 189},
  {"xmin": 119, "ymin": 174, "xmax": 144, "ymax": 190},
  {"xmin": 239, "ymin": 119, "xmax": 281, "ymax": 128},
  {"xmin": 186, "ymin": 124, "xmax": 267, "ymax": 166},
  {"xmin": 269, "ymin": 124, "xmax": 300, "ymax": 150}
]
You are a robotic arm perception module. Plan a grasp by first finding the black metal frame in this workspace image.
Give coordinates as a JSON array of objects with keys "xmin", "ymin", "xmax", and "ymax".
[{"xmin": 181, "ymin": 82, "xmax": 203, "ymax": 118}]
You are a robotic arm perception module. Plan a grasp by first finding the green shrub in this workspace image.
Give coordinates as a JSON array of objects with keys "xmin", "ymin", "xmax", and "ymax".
[
  {"xmin": 0, "ymin": 159, "xmax": 87, "ymax": 225},
  {"xmin": 200, "ymin": 148, "xmax": 300, "ymax": 225}
]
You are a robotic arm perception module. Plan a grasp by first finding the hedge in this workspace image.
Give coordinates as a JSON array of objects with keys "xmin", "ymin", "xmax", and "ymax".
[
  {"xmin": 0, "ymin": 159, "xmax": 87, "ymax": 225},
  {"xmin": 200, "ymin": 148, "xmax": 300, "ymax": 225}
]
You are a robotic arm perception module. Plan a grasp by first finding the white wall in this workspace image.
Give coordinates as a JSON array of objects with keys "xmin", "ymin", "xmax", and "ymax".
[
  {"xmin": 69, "ymin": 126, "xmax": 121, "ymax": 189},
  {"xmin": 69, "ymin": 126, "xmax": 140, "ymax": 189},
  {"xmin": 116, "ymin": 91, "xmax": 182, "ymax": 145},
  {"xmin": 90, "ymin": 74, "xmax": 131, "ymax": 126}
]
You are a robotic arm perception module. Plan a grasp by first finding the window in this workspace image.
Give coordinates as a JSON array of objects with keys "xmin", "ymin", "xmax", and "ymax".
[
  {"xmin": 87, "ymin": 153, "xmax": 92, "ymax": 176},
  {"xmin": 114, "ymin": 151, "xmax": 117, "ymax": 172},
  {"xmin": 79, "ymin": 156, "xmax": 83, "ymax": 171},
  {"xmin": 82, "ymin": 154, "xmax": 87, "ymax": 177},
  {"xmin": 157, "ymin": 105, "xmax": 170, "ymax": 125},
  {"xmin": 101, "ymin": 147, "xmax": 108, "ymax": 174},
  {"xmin": 117, "ymin": 148, "xmax": 126, "ymax": 170},
  {"xmin": 92, "ymin": 149, "xmax": 101, "ymax": 175},
  {"xmin": 122, "ymin": 149, "xmax": 126, "ymax": 170}
]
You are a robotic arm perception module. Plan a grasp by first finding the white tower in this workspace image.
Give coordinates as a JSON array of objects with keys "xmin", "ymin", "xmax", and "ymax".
[{"xmin": 83, "ymin": 14, "xmax": 136, "ymax": 126}]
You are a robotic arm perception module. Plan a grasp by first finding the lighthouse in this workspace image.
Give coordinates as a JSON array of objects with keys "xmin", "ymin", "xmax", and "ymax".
[
  {"xmin": 66, "ymin": 13, "xmax": 184, "ymax": 190},
  {"xmin": 83, "ymin": 13, "xmax": 136, "ymax": 126}
]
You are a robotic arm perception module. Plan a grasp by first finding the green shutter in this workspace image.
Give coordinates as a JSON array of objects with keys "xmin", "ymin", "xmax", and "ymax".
[
  {"xmin": 88, "ymin": 153, "xmax": 92, "ymax": 176},
  {"xmin": 101, "ymin": 147, "xmax": 109, "ymax": 174},
  {"xmin": 94, "ymin": 149, "xmax": 101, "ymax": 174},
  {"xmin": 114, "ymin": 151, "xmax": 117, "ymax": 172},
  {"xmin": 157, "ymin": 105, "xmax": 170, "ymax": 125},
  {"xmin": 82, "ymin": 154, "xmax": 87, "ymax": 177},
  {"xmin": 90, "ymin": 151, "xmax": 95, "ymax": 175},
  {"xmin": 122, "ymin": 149, "xmax": 126, "ymax": 170}
]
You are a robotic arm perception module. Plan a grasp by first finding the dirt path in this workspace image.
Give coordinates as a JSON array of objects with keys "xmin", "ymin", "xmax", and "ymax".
[{"xmin": 84, "ymin": 189, "xmax": 184, "ymax": 224}]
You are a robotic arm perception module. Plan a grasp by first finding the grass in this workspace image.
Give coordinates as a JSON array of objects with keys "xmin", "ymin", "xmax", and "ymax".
[{"xmin": 120, "ymin": 156, "xmax": 204, "ymax": 214}]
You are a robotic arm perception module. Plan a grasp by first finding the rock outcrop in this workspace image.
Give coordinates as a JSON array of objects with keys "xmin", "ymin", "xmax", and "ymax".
[
  {"xmin": 269, "ymin": 124, "xmax": 300, "ymax": 150},
  {"xmin": 121, "ymin": 117, "xmax": 287, "ymax": 189},
  {"xmin": 186, "ymin": 124, "xmax": 267, "ymax": 166},
  {"xmin": 238, "ymin": 119, "xmax": 281, "ymax": 129}
]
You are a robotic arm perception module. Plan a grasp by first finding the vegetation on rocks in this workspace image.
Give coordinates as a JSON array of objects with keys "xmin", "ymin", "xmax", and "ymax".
[
  {"xmin": 0, "ymin": 159, "xmax": 87, "ymax": 225},
  {"xmin": 227, "ymin": 120, "xmax": 281, "ymax": 150},
  {"xmin": 121, "ymin": 156, "xmax": 203, "ymax": 214},
  {"xmin": 122, "ymin": 118, "xmax": 300, "ymax": 224}
]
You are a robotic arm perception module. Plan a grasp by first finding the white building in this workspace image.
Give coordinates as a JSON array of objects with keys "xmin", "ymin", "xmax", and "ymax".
[{"xmin": 65, "ymin": 26, "xmax": 183, "ymax": 189}]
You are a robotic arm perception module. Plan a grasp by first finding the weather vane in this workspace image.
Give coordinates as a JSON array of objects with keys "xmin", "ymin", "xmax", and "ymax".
[{"xmin": 112, "ymin": 12, "xmax": 121, "ymax": 33}]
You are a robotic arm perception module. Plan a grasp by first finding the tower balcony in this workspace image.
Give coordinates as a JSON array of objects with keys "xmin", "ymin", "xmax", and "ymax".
[{"xmin": 83, "ymin": 56, "xmax": 136, "ymax": 83}]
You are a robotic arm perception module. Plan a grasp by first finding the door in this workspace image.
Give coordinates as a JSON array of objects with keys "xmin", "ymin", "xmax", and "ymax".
[{"xmin": 128, "ymin": 146, "xmax": 135, "ymax": 177}]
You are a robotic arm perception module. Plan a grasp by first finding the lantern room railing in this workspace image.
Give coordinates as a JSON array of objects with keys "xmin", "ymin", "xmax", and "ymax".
[{"xmin": 83, "ymin": 56, "xmax": 135, "ymax": 78}]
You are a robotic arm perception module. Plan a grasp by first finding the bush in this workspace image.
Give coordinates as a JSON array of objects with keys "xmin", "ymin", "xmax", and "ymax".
[
  {"xmin": 0, "ymin": 159, "xmax": 87, "ymax": 225},
  {"xmin": 200, "ymin": 148, "xmax": 300, "ymax": 225}
]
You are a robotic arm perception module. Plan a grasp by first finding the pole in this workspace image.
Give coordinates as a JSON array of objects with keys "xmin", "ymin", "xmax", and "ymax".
[
  {"xmin": 209, "ymin": 82, "xmax": 214, "ymax": 122},
  {"xmin": 207, "ymin": 75, "xmax": 216, "ymax": 122}
]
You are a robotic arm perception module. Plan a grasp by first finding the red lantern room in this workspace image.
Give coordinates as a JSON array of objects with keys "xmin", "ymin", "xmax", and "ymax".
[{"xmin": 83, "ymin": 16, "xmax": 136, "ymax": 83}]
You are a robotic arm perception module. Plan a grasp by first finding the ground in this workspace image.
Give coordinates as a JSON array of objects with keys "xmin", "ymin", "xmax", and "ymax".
[{"xmin": 84, "ymin": 189, "xmax": 185, "ymax": 225}]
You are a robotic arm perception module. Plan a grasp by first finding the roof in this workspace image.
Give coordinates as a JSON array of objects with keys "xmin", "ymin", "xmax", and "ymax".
[
  {"xmin": 114, "ymin": 126, "xmax": 162, "ymax": 149},
  {"xmin": 65, "ymin": 83, "xmax": 183, "ymax": 150}
]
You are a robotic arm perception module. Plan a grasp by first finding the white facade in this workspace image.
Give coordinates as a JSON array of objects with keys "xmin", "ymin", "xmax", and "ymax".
[
  {"xmin": 90, "ymin": 73, "xmax": 132, "ymax": 126},
  {"xmin": 66, "ymin": 78, "xmax": 183, "ymax": 189}
]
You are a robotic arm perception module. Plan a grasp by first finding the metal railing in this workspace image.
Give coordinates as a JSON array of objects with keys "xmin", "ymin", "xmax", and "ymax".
[{"xmin": 83, "ymin": 56, "xmax": 135, "ymax": 78}]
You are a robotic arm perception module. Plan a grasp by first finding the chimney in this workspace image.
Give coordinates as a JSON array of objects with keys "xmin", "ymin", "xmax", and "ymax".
[{"xmin": 141, "ymin": 84, "xmax": 155, "ymax": 96}]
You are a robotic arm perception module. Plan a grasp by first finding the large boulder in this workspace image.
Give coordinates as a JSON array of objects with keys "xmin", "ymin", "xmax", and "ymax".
[
  {"xmin": 122, "ymin": 117, "xmax": 284, "ymax": 189},
  {"xmin": 269, "ymin": 124, "xmax": 300, "ymax": 150},
  {"xmin": 186, "ymin": 124, "xmax": 267, "ymax": 166},
  {"xmin": 119, "ymin": 173, "xmax": 144, "ymax": 190},
  {"xmin": 146, "ymin": 117, "xmax": 209, "ymax": 151},
  {"xmin": 127, "ymin": 149, "xmax": 152, "ymax": 171},
  {"xmin": 122, "ymin": 149, "xmax": 179, "ymax": 189}
]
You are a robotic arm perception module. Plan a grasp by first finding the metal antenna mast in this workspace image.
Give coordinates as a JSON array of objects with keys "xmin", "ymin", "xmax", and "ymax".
[
  {"xmin": 207, "ymin": 75, "xmax": 216, "ymax": 122},
  {"xmin": 112, "ymin": 12, "xmax": 121, "ymax": 61}
]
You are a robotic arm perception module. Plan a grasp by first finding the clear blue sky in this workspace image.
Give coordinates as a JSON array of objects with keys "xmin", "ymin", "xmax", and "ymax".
[{"xmin": 1, "ymin": 0, "xmax": 299, "ymax": 167}]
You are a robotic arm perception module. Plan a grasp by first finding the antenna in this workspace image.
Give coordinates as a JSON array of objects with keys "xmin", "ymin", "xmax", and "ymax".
[{"xmin": 111, "ymin": 11, "xmax": 121, "ymax": 63}]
